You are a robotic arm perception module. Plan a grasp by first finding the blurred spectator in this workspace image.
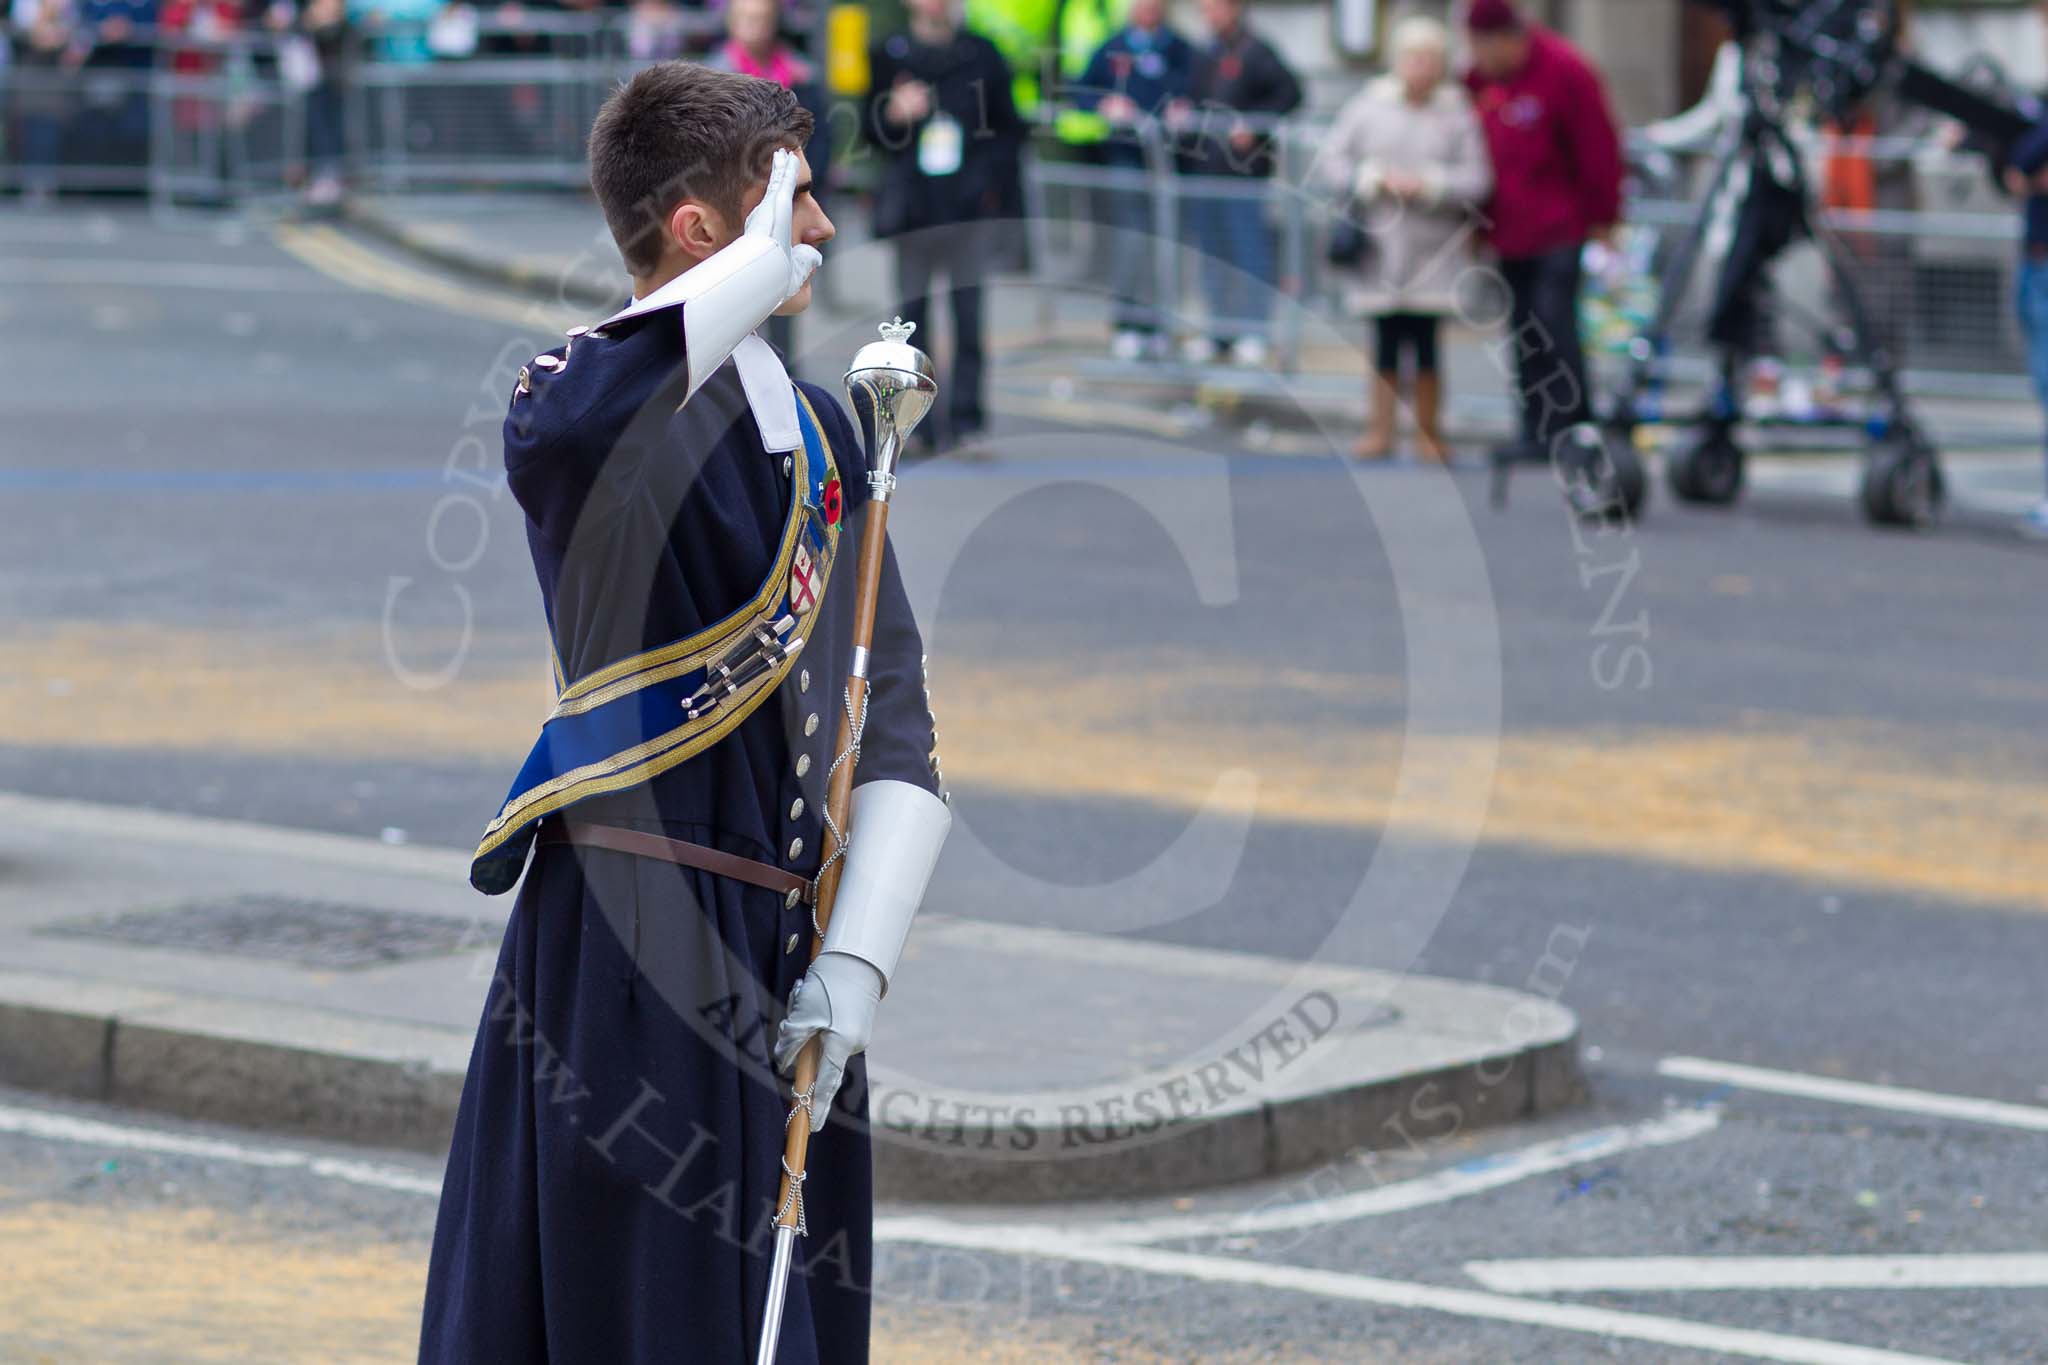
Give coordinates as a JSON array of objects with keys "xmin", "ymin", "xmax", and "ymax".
[
  {"xmin": 625, "ymin": 0, "xmax": 687, "ymax": 63},
  {"xmin": 709, "ymin": 0, "xmax": 832, "ymax": 355},
  {"xmin": 347, "ymin": 0, "xmax": 437, "ymax": 63},
  {"xmin": 1070, "ymin": 0, "xmax": 1192, "ymax": 360},
  {"xmin": 865, "ymin": 0, "xmax": 1025, "ymax": 453},
  {"xmin": 2004, "ymin": 110, "xmax": 2048, "ymax": 536},
  {"xmin": 161, "ymin": 0, "xmax": 246, "ymax": 146},
  {"xmin": 1462, "ymin": 0, "xmax": 1622, "ymax": 467},
  {"xmin": 1172, "ymin": 0, "xmax": 1300, "ymax": 367},
  {"xmin": 289, "ymin": 0, "xmax": 351, "ymax": 205},
  {"xmin": 1048, "ymin": 0, "xmax": 1127, "ymax": 152},
  {"xmin": 1321, "ymin": 14, "xmax": 1488, "ymax": 461},
  {"xmin": 12, "ymin": 0, "xmax": 85, "ymax": 207},
  {"xmin": 77, "ymin": 0, "xmax": 157, "ymax": 167}
]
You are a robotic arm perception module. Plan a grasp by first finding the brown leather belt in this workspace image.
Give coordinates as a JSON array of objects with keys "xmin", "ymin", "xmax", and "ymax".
[{"xmin": 538, "ymin": 819, "xmax": 813, "ymax": 905}]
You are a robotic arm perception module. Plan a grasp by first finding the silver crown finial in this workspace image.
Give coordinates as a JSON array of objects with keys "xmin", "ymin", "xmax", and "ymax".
[{"xmin": 878, "ymin": 317, "xmax": 917, "ymax": 345}]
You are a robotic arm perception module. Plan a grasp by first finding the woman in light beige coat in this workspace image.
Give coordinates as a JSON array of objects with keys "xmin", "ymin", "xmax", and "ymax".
[{"xmin": 1322, "ymin": 17, "xmax": 1491, "ymax": 460}]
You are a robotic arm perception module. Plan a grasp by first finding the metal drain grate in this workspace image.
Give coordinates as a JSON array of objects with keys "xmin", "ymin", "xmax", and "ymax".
[{"xmin": 40, "ymin": 895, "xmax": 482, "ymax": 970}]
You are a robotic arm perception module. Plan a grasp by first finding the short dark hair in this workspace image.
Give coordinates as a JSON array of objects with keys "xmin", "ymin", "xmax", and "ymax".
[{"xmin": 588, "ymin": 62, "xmax": 815, "ymax": 275}]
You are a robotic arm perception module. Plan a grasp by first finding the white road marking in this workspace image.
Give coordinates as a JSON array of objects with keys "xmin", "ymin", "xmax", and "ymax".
[
  {"xmin": 1465, "ymin": 1253, "xmax": 2048, "ymax": 1296},
  {"xmin": 1067, "ymin": 1107, "xmax": 1721, "ymax": 1244},
  {"xmin": 0, "ymin": 1095, "xmax": 1964, "ymax": 1361},
  {"xmin": 0, "ymin": 1090, "xmax": 1718, "ymax": 1248},
  {"xmin": 1659, "ymin": 1057, "xmax": 2048, "ymax": 1133},
  {"xmin": 0, "ymin": 1101, "xmax": 441, "ymax": 1197},
  {"xmin": 873, "ymin": 1218, "xmax": 1968, "ymax": 1365}
]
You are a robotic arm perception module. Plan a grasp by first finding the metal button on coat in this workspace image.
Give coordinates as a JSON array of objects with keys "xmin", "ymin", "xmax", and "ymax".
[
  {"xmin": 795, "ymin": 753, "xmax": 811, "ymax": 777},
  {"xmin": 785, "ymin": 932, "xmax": 800, "ymax": 954},
  {"xmin": 784, "ymin": 886, "xmax": 802, "ymax": 910},
  {"xmin": 788, "ymin": 837, "xmax": 804, "ymax": 861},
  {"xmin": 804, "ymin": 713, "xmax": 819, "ymax": 737},
  {"xmin": 799, "ymin": 669, "xmax": 811, "ymax": 692},
  {"xmin": 783, "ymin": 455, "xmax": 794, "ymax": 476},
  {"xmin": 790, "ymin": 797, "xmax": 805, "ymax": 820}
]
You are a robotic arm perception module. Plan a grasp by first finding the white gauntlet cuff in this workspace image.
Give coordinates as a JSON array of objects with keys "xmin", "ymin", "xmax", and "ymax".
[
  {"xmin": 600, "ymin": 234, "xmax": 789, "ymax": 399},
  {"xmin": 822, "ymin": 779, "xmax": 952, "ymax": 995}
]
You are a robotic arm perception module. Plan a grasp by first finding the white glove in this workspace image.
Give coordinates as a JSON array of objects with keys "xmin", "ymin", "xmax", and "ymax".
[
  {"xmin": 773, "ymin": 950, "xmax": 882, "ymax": 1132},
  {"xmin": 744, "ymin": 146, "xmax": 823, "ymax": 302}
]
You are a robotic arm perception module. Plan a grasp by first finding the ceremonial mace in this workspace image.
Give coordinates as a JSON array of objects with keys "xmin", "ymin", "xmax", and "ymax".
[{"xmin": 756, "ymin": 318, "xmax": 936, "ymax": 1365}]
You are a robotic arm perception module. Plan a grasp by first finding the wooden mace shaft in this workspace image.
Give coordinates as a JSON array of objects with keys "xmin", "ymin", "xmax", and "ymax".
[{"xmin": 772, "ymin": 500, "xmax": 892, "ymax": 1230}]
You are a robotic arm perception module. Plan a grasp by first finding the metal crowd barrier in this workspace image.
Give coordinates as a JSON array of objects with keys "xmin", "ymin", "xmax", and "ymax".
[
  {"xmin": 0, "ymin": 13, "xmax": 724, "ymax": 206},
  {"xmin": 1019, "ymin": 111, "xmax": 1320, "ymax": 369},
  {"xmin": 6, "ymin": 35, "xmax": 2031, "ymax": 399},
  {"xmin": 1015, "ymin": 115, "xmax": 2031, "ymax": 399}
]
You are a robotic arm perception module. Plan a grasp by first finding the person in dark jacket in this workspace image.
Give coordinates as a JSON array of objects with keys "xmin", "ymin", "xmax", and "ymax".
[
  {"xmin": 1462, "ymin": 0, "xmax": 1623, "ymax": 467},
  {"xmin": 1071, "ymin": 0, "xmax": 1194, "ymax": 358},
  {"xmin": 1172, "ymin": 0, "xmax": 1301, "ymax": 366},
  {"xmin": 865, "ymin": 0, "xmax": 1026, "ymax": 452}
]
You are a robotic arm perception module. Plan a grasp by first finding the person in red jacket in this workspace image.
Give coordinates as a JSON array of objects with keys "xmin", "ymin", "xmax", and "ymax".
[{"xmin": 1462, "ymin": 0, "xmax": 1622, "ymax": 467}]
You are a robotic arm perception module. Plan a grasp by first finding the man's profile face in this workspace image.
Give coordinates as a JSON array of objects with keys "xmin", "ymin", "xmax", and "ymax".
[{"xmin": 729, "ymin": 145, "xmax": 834, "ymax": 315}]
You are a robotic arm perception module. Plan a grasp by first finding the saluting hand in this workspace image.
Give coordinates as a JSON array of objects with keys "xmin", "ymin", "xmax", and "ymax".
[{"xmin": 744, "ymin": 147, "xmax": 823, "ymax": 302}]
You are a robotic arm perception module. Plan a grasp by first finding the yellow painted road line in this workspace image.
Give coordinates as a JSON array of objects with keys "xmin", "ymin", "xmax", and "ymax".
[
  {"xmin": 5, "ymin": 624, "xmax": 2045, "ymax": 913},
  {"xmin": 272, "ymin": 222, "xmax": 583, "ymax": 331}
]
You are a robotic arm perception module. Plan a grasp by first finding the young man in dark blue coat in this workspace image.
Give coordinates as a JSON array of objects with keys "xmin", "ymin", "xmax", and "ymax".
[
  {"xmin": 418, "ymin": 62, "xmax": 951, "ymax": 1365},
  {"xmin": 1071, "ymin": 0, "xmax": 1195, "ymax": 358}
]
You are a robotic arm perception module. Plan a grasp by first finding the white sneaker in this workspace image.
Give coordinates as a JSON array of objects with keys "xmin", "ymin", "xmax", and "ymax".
[
  {"xmin": 1110, "ymin": 330, "xmax": 1146, "ymax": 362},
  {"xmin": 1229, "ymin": 335, "xmax": 1269, "ymax": 368},
  {"xmin": 2022, "ymin": 500, "xmax": 2048, "ymax": 539},
  {"xmin": 1180, "ymin": 335, "xmax": 1218, "ymax": 365}
]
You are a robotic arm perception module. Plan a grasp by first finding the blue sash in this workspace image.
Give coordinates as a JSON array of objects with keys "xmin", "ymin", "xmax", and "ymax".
[{"xmin": 471, "ymin": 389, "xmax": 842, "ymax": 894}]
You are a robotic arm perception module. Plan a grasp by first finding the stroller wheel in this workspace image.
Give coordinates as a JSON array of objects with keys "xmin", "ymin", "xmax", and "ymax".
[
  {"xmin": 1860, "ymin": 436, "xmax": 1945, "ymax": 529},
  {"xmin": 1667, "ymin": 426, "xmax": 1747, "ymax": 506}
]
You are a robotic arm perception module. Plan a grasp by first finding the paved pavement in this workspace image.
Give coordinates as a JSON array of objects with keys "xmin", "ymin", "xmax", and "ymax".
[
  {"xmin": 4, "ymin": 201, "xmax": 2048, "ymax": 1361},
  {"xmin": 0, "ymin": 791, "xmax": 1579, "ymax": 1201}
]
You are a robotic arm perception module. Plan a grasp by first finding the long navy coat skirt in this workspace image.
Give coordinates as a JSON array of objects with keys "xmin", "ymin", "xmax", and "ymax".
[{"xmin": 418, "ymin": 824, "xmax": 873, "ymax": 1365}]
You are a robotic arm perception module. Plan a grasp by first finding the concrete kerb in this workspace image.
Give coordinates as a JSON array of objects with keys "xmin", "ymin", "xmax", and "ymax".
[
  {"xmin": 0, "ymin": 967, "xmax": 469, "ymax": 1151},
  {"xmin": 0, "ymin": 952, "xmax": 1581, "ymax": 1202},
  {"xmin": 0, "ymin": 796, "xmax": 1585, "ymax": 1202},
  {"xmin": 341, "ymin": 196, "xmax": 622, "ymax": 310}
]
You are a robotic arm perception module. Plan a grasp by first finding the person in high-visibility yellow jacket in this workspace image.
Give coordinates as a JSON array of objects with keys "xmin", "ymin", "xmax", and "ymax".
[
  {"xmin": 964, "ymin": 0, "xmax": 1059, "ymax": 114},
  {"xmin": 963, "ymin": 0, "xmax": 1129, "ymax": 143},
  {"xmin": 1050, "ymin": 0, "xmax": 1130, "ymax": 146}
]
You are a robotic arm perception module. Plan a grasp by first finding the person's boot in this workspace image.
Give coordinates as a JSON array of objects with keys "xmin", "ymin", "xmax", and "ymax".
[
  {"xmin": 1413, "ymin": 369, "xmax": 1448, "ymax": 463},
  {"xmin": 1352, "ymin": 369, "xmax": 1399, "ymax": 461}
]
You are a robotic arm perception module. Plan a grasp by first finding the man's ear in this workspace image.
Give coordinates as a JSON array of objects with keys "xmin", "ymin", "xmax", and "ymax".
[{"xmin": 667, "ymin": 200, "xmax": 727, "ymax": 261}]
